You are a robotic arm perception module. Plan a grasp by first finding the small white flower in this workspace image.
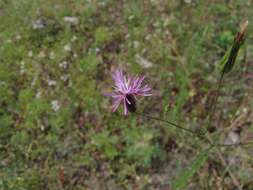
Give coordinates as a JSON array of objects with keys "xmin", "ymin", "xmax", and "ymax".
[
  {"xmin": 51, "ymin": 100, "xmax": 61, "ymax": 112},
  {"xmin": 28, "ymin": 51, "xmax": 33, "ymax": 57},
  {"xmin": 20, "ymin": 61, "xmax": 25, "ymax": 75},
  {"xmin": 49, "ymin": 51, "xmax": 55, "ymax": 59},
  {"xmin": 145, "ymin": 34, "xmax": 152, "ymax": 41},
  {"xmin": 60, "ymin": 75, "xmax": 69, "ymax": 82},
  {"xmin": 20, "ymin": 61, "xmax": 25, "ymax": 66},
  {"xmin": 0, "ymin": 81, "xmax": 6, "ymax": 85},
  {"xmin": 224, "ymin": 131, "xmax": 240, "ymax": 145},
  {"xmin": 41, "ymin": 124, "xmax": 45, "ymax": 131},
  {"xmin": 98, "ymin": 1, "xmax": 106, "ymax": 6},
  {"xmin": 128, "ymin": 15, "xmax": 135, "ymax": 20},
  {"xmin": 64, "ymin": 44, "xmax": 71, "ymax": 52},
  {"xmin": 95, "ymin": 48, "xmax": 100, "ymax": 53},
  {"xmin": 71, "ymin": 36, "xmax": 78, "ymax": 42},
  {"xmin": 47, "ymin": 79, "xmax": 56, "ymax": 87},
  {"xmin": 184, "ymin": 0, "xmax": 192, "ymax": 3},
  {"xmin": 36, "ymin": 90, "xmax": 42, "ymax": 98},
  {"xmin": 135, "ymin": 54, "xmax": 153, "ymax": 68},
  {"xmin": 33, "ymin": 18, "xmax": 47, "ymax": 30},
  {"xmin": 59, "ymin": 61, "xmax": 68, "ymax": 69},
  {"xmin": 133, "ymin": 41, "xmax": 140, "ymax": 49},
  {"xmin": 63, "ymin": 16, "xmax": 79, "ymax": 25},
  {"xmin": 38, "ymin": 51, "xmax": 46, "ymax": 58},
  {"xmin": 16, "ymin": 34, "xmax": 21, "ymax": 40}
]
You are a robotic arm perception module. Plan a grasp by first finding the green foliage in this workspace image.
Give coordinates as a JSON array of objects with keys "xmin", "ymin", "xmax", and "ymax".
[
  {"xmin": 216, "ymin": 48, "xmax": 230, "ymax": 73},
  {"xmin": 124, "ymin": 1, "xmax": 142, "ymax": 26},
  {"xmin": 77, "ymin": 53, "xmax": 100, "ymax": 74},
  {"xmin": 90, "ymin": 130, "xmax": 119, "ymax": 159},
  {"xmin": 1, "ymin": 168, "xmax": 43, "ymax": 190},
  {"xmin": 10, "ymin": 131, "xmax": 30, "ymax": 150},
  {"xmin": 0, "ymin": 114, "xmax": 13, "ymax": 138},
  {"xmin": 172, "ymin": 147, "xmax": 213, "ymax": 190},
  {"xmin": 217, "ymin": 30, "xmax": 234, "ymax": 48},
  {"xmin": 95, "ymin": 27, "xmax": 111, "ymax": 44},
  {"xmin": 124, "ymin": 126, "xmax": 157, "ymax": 166}
]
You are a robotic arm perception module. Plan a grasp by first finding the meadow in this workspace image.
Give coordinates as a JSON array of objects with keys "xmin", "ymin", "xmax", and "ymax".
[{"xmin": 0, "ymin": 0, "xmax": 253, "ymax": 189}]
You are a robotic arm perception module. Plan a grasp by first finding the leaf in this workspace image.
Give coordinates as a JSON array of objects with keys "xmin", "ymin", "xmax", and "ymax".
[
  {"xmin": 222, "ymin": 44, "xmax": 239, "ymax": 74},
  {"xmin": 172, "ymin": 146, "xmax": 213, "ymax": 190},
  {"xmin": 217, "ymin": 49, "xmax": 230, "ymax": 73},
  {"xmin": 77, "ymin": 53, "xmax": 99, "ymax": 74}
]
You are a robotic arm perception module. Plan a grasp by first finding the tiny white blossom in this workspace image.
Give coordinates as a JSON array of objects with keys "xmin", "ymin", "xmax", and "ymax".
[
  {"xmin": 128, "ymin": 15, "xmax": 135, "ymax": 20},
  {"xmin": 36, "ymin": 90, "xmax": 42, "ymax": 98},
  {"xmin": 28, "ymin": 51, "xmax": 33, "ymax": 57},
  {"xmin": 95, "ymin": 48, "xmax": 100, "ymax": 53},
  {"xmin": 59, "ymin": 61, "xmax": 68, "ymax": 69},
  {"xmin": 135, "ymin": 54, "xmax": 153, "ymax": 68},
  {"xmin": 16, "ymin": 34, "xmax": 21, "ymax": 40},
  {"xmin": 224, "ymin": 131, "xmax": 240, "ymax": 145},
  {"xmin": 184, "ymin": 0, "xmax": 192, "ymax": 3},
  {"xmin": 51, "ymin": 100, "xmax": 61, "ymax": 112},
  {"xmin": 20, "ymin": 61, "xmax": 25, "ymax": 75},
  {"xmin": 145, "ymin": 34, "xmax": 152, "ymax": 41},
  {"xmin": 133, "ymin": 41, "xmax": 140, "ymax": 49},
  {"xmin": 49, "ymin": 51, "xmax": 55, "ymax": 59},
  {"xmin": 60, "ymin": 75, "xmax": 69, "ymax": 82},
  {"xmin": 47, "ymin": 79, "xmax": 56, "ymax": 87},
  {"xmin": 71, "ymin": 36, "xmax": 78, "ymax": 42},
  {"xmin": 41, "ymin": 124, "xmax": 45, "ymax": 131},
  {"xmin": 64, "ymin": 44, "xmax": 71, "ymax": 52},
  {"xmin": 63, "ymin": 16, "xmax": 79, "ymax": 25},
  {"xmin": 38, "ymin": 51, "xmax": 46, "ymax": 58},
  {"xmin": 33, "ymin": 18, "xmax": 47, "ymax": 30}
]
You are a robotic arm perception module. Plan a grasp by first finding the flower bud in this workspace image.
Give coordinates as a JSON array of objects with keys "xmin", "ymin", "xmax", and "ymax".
[{"xmin": 222, "ymin": 20, "xmax": 248, "ymax": 74}]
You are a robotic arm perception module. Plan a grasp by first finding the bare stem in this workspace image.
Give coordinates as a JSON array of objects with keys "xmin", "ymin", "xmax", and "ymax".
[
  {"xmin": 204, "ymin": 71, "xmax": 225, "ymax": 134},
  {"xmin": 210, "ymin": 71, "xmax": 224, "ymax": 120},
  {"xmin": 135, "ymin": 112, "xmax": 253, "ymax": 148},
  {"xmin": 135, "ymin": 112, "xmax": 197, "ymax": 135}
]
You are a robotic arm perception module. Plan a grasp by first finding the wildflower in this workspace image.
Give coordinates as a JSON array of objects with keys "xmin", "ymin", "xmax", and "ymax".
[
  {"xmin": 51, "ymin": 100, "xmax": 61, "ymax": 112},
  {"xmin": 63, "ymin": 16, "xmax": 79, "ymax": 25},
  {"xmin": 107, "ymin": 70, "xmax": 151, "ymax": 115},
  {"xmin": 32, "ymin": 18, "xmax": 47, "ymax": 30}
]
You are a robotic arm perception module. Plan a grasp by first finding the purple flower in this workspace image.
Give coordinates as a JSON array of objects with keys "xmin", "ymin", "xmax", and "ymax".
[{"xmin": 106, "ymin": 70, "xmax": 152, "ymax": 115}]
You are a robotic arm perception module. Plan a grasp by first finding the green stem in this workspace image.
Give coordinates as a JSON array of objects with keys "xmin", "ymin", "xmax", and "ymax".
[
  {"xmin": 135, "ymin": 112, "xmax": 253, "ymax": 148},
  {"xmin": 136, "ymin": 112, "xmax": 197, "ymax": 135}
]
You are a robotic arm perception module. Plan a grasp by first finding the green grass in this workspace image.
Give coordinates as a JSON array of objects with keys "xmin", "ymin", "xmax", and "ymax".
[{"xmin": 1, "ymin": 0, "xmax": 253, "ymax": 189}]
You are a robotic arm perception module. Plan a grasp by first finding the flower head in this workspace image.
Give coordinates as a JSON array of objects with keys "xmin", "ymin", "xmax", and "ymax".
[{"xmin": 107, "ymin": 70, "xmax": 152, "ymax": 115}]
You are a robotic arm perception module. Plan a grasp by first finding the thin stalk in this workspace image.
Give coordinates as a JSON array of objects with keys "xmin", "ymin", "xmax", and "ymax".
[
  {"xmin": 210, "ymin": 71, "xmax": 224, "ymax": 120},
  {"xmin": 204, "ymin": 71, "xmax": 225, "ymax": 134},
  {"xmin": 136, "ymin": 112, "xmax": 197, "ymax": 135},
  {"xmin": 135, "ymin": 112, "xmax": 253, "ymax": 148}
]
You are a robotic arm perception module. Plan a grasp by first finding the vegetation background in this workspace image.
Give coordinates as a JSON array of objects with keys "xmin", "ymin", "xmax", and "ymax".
[{"xmin": 0, "ymin": 0, "xmax": 253, "ymax": 189}]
